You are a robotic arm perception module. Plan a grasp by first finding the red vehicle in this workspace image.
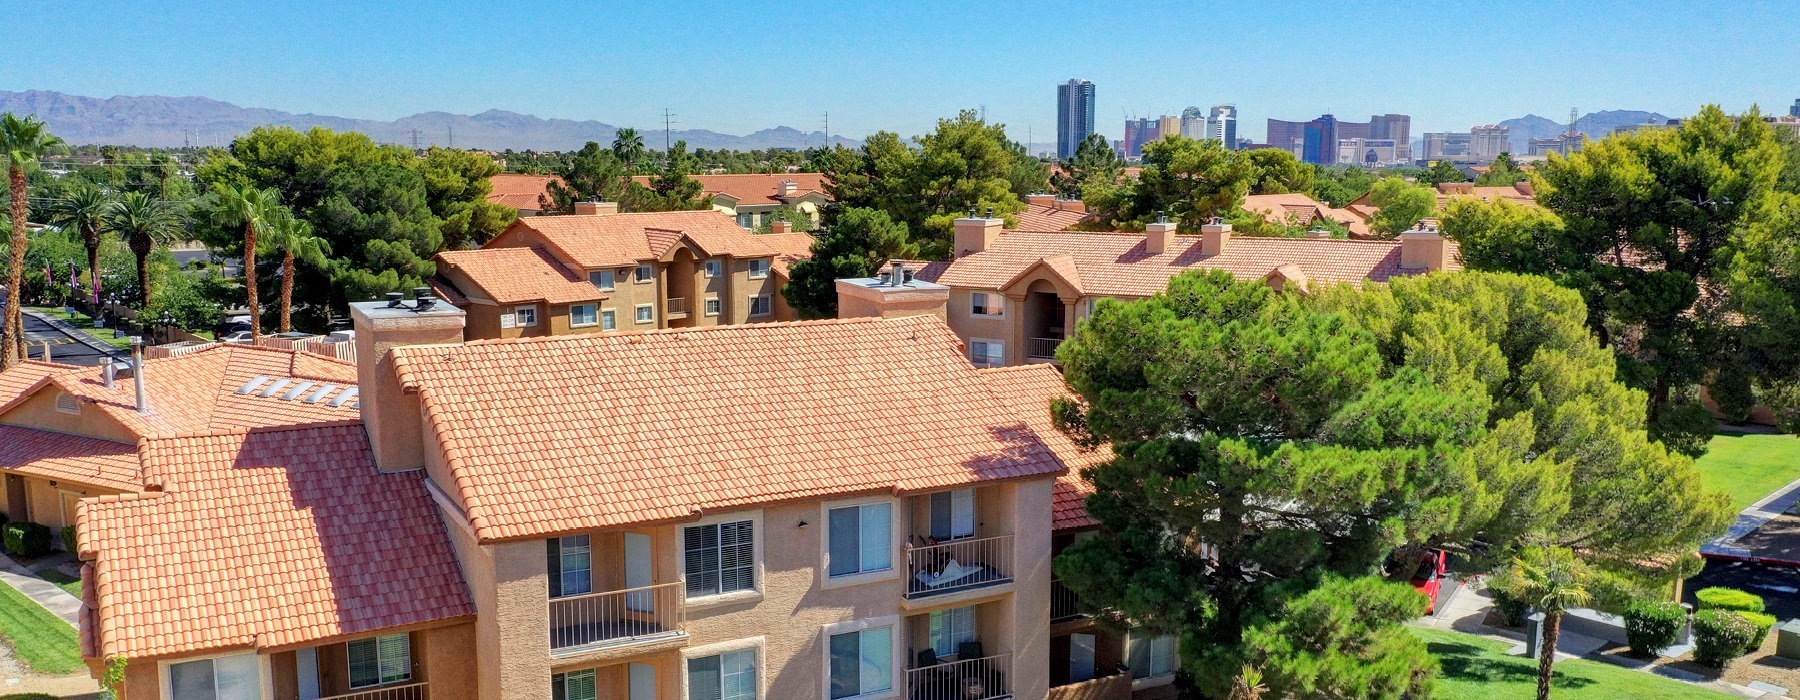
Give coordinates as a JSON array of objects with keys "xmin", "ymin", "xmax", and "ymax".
[{"xmin": 1410, "ymin": 549, "xmax": 1450, "ymax": 614}]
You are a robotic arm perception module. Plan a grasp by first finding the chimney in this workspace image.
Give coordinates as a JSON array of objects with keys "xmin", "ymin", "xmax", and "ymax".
[
  {"xmin": 573, "ymin": 199, "xmax": 619, "ymax": 215},
  {"xmin": 1306, "ymin": 228, "xmax": 1332, "ymax": 239},
  {"xmin": 351, "ymin": 290, "xmax": 468, "ymax": 473},
  {"xmin": 770, "ymin": 220, "xmax": 793, "ymax": 234},
  {"xmin": 1200, "ymin": 218, "xmax": 1232, "ymax": 256},
  {"xmin": 1145, "ymin": 215, "xmax": 1177, "ymax": 255},
  {"xmin": 1056, "ymin": 198, "xmax": 1087, "ymax": 214},
  {"xmin": 1399, "ymin": 227, "xmax": 1451, "ymax": 272},
  {"xmin": 953, "ymin": 210, "xmax": 1004, "ymax": 258},
  {"xmin": 779, "ymin": 180, "xmax": 798, "ymax": 196},
  {"xmin": 130, "ymin": 338, "xmax": 149, "ymax": 415},
  {"xmin": 1514, "ymin": 180, "xmax": 1536, "ymax": 196},
  {"xmin": 1026, "ymin": 193, "xmax": 1055, "ymax": 207},
  {"xmin": 835, "ymin": 266, "xmax": 949, "ymax": 320}
]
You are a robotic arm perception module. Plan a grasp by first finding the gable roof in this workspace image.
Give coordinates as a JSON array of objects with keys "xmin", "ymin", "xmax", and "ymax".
[
  {"xmin": 389, "ymin": 315, "xmax": 1068, "ymax": 541},
  {"xmin": 486, "ymin": 174, "xmax": 562, "ymax": 211},
  {"xmin": 435, "ymin": 247, "xmax": 604, "ymax": 306},
  {"xmin": 48, "ymin": 345, "xmax": 361, "ymax": 439},
  {"xmin": 79, "ymin": 424, "xmax": 473, "ymax": 660},
  {"xmin": 632, "ymin": 173, "xmax": 829, "ymax": 207},
  {"xmin": 1012, "ymin": 203, "xmax": 1091, "ymax": 232},
  {"xmin": 758, "ymin": 231, "xmax": 817, "ymax": 277},
  {"xmin": 0, "ymin": 425, "xmax": 141, "ymax": 492},
  {"xmin": 976, "ymin": 365, "xmax": 1109, "ymax": 532},
  {"xmin": 1241, "ymin": 193, "xmax": 1372, "ymax": 237},
  {"xmin": 914, "ymin": 230, "xmax": 1454, "ymax": 298},
  {"xmin": 496, "ymin": 211, "xmax": 780, "ymax": 269},
  {"xmin": 0, "ymin": 360, "xmax": 80, "ymax": 415}
]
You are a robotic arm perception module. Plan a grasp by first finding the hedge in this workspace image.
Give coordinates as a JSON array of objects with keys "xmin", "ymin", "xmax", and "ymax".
[
  {"xmin": 1695, "ymin": 587, "xmax": 1766, "ymax": 613},
  {"xmin": 58, "ymin": 525, "xmax": 74, "ymax": 554},
  {"xmin": 1741, "ymin": 611, "xmax": 1778, "ymax": 652},
  {"xmin": 1, "ymin": 522, "xmax": 51, "ymax": 559},
  {"xmin": 1624, "ymin": 600, "xmax": 1687, "ymax": 657},
  {"xmin": 1694, "ymin": 609, "xmax": 1759, "ymax": 668}
]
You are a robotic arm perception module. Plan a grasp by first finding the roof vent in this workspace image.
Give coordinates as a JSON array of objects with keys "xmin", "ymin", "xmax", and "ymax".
[
  {"xmin": 385, "ymin": 292, "xmax": 406, "ymax": 308},
  {"xmin": 413, "ymin": 287, "xmax": 436, "ymax": 312},
  {"xmin": 237, "ymin": 375, "xmax": 272, "ymax": 395}
]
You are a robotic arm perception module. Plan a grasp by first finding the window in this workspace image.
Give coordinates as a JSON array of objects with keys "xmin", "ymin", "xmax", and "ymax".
[
  {"xmin": 590, "ymin": 270, "xmax": 616, "ymax": 290},
  {"xmin": 1084, "ymin": 298, "xmax": 1097, "ymax": 317},
  {"xmin": 601, "ymin": 309, "xmax": 617, "ymax": 331},
  {"xmin": 748, "ymin": 295, "xmax": 772, "ymax": 317},
  {"xmin": 1128, "ymin": 632, "xmax": 1179, "ymax": 679},
  {"xmin": 928, "ymin": 606, "xmax": 977, "ymax": 658},
  {"xmin": 971, "ymin": 293, "xmax": 1004, "ymax": 317},
  {"xmin": 929, "ymin": 488, "xmax": 976, "ymax": 541},
  {"xmin": 348, "ymin": 634, "xmax": 411, "ymax": 688},
  {"xmin": 737, "ymin": 213, "xmax": 753, "ymax": 229},
  {"xmin": 705, "ymin": 258, "xmax": 723, "ymax": 278},
  {"xmin": 747, "ymin": 259, "xmax": 771, "ymax": 279},
  {"xmin": 829, "ymin": 627, "xmax": 893, "ymax": 699},
  {"xmin": 826, "ymin": 502, "xmax": 892, "ymax": 578},
  {"xmin": 969, "ymin": 340, "xmax": 1004, "ymax": 368},
  {"xmin": 553, "ymin": 669, "xmax": 597, "ymax": 700},
  {"xmin": 688, "ymin": 648, "xmax": 757, "ymax": 700},
  {"xmin": 515, "ymin": 305, "xmax": 539, "ymax": 327},
  {"xmin": 636, "ymin": 304, "xmax": 655, "ymax": 324},
  {"xmin": 546, "ymin": 535, "xmax": 592, "ymax": 598},
  {"xmin": 167, "ymin": 653, "xmax": 260, "ymax": 700},
  {"xmin": 637, "ymin": 263, "xmax": 656, "ymax": 283},
  {"xmin": 55, "ymin": 392, "xmax": 79, "ymax": 414},
  {"xmin": 705, "ymin": 297, "xmax": 722, "ymax": 317},
  {"xmin": 571, "ymin": 303, "xmax": 598, "ymax": 327},
  {"xmin": 685, "ymin": 520, "xmax": 755, "ymax": 597}
]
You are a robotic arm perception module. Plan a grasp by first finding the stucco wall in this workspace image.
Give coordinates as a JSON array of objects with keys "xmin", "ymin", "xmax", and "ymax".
[{"xmin": 1, "ymin": 388, "xmax": 139, "ymax": 443}]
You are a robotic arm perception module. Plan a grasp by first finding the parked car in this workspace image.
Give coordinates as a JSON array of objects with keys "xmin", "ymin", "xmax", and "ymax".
[
  {"xmin": 221, "ymin": 331, "xmax": 254, "ymax": 344},
  {"xmin": 1410, "ymin": 549, "xmax": 1450, "ymax": 614}
]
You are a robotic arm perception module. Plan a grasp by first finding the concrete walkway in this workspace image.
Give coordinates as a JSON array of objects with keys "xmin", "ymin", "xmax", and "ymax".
[
  {"xmin": 1704, "ymin": 473, "xmax": 1800, "ymax": 562},
  {"xmin": 0, "ymin": 551, "xmax": 80, "ymax": 626}
]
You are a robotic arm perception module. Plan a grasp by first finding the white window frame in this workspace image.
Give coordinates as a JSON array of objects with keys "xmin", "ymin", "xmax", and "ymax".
[
  {"xmin": 636, "ymin": 263, "xmax": 656, "ymax": 283},
  {"xmin": 704, "ymin": 296, "xmax": 722, "ymax": 317},
  {"xmin": 970, "ymin": 292, "xmax": 1004, "ymax": 318},
  {"xmin": 681, "ymin": 637, "xmax": 765, "ymax": 700},
  {"xmin": 818, "ymin": 496, "xmax": 901, "ymax": 589},
  {"xmin": 821, "ymin": 616, "xmax": 900, "ymax": 700},
  {"xmin": 748, "ymin": 295, "xmax": 772, "ymax": 317},
  {"xmin": 346, "ymin": 633, "xmax": 412, "ymax": 689},
  {"xmin": 681, "ymin": 510, "xmax": 764, "ymax": 609},
  {"xmin": 601, "ymin": 308, "xmax": 617, "ymax": 332},
  {"xmin": 553, "ymin": 668, "xmax": 598, "ymax": 700},
  {"xmin": 549, "ymin": 534, "xmax": 593, "ymax": 599},
  {"xmin": 929, "ymin": 488, "xmax": 977, "ymax": 541},
  {"xmin": 160, "ymin": 651, "xmax": 270, "ymax": 700},
  {"xmin": 968, "ymin": 338, "xmax": 1005, "ymax": 368},
  {"xmin": 635, "ymin": 304, "xmax": 655, "ymax": 325},
  {"xmin": 514, "ymin": 304, "xmax": 539, "ymax": 327},
  {"xmin": 570, "ymin": 303, "xmax": 599, "ymax": 328},
  {"xmin": 747, "ymin": 259, "xmax": 771, "ymax": 279},
  {"xmin": 1127, "ymin": 631, "xmax": 1180, "ymax": 689},
  {"xmin": 705, "ymin": 258, "xmax": 724, "ymax": 278},
  {"xmin": 590, "ymin": 269, "xmax": 616, "ymax": 291}
]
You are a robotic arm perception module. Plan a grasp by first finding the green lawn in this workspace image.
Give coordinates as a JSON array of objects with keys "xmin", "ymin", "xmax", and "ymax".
[
  {"xmin": 1694, "ymin": 431, "xmax": 1800, "ymax": 512},
  {"xmin": 0, "ymin": 580, "xmax": 82, "ymax": 675},
  {"xmin": 31, "ymin": 568, "xmax": 80, "ymax": 597},
  {"xmin": 26, "ymin": 306, "xmax": 137, "ymax": 351},
  {"xmin": 1411, "ymin": 627, "xmax": 1729, "ymax": 699}
]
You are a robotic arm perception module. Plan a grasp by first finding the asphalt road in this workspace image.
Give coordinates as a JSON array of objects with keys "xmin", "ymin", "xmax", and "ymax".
[
  {"xmin": 1687, "ymin": 559, "xmax": 1800, "ymax": 620},
  {"xmin": 14, "ymin": 311, "xmax": 122, "ymax": 367}
]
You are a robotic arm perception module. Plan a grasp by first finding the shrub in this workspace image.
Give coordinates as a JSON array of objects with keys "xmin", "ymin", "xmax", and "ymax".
[
  {"xmin": 1695, "ymin": 586, "xmax": 1765, "ymax": 613},
  {"xmin": 1741, "ymin": 611, "xmax": 1778, "ymax": 652},
  {"xmin": 1694, "ymin": 609, "xmax": 1759, "ymax": 668},
  {"xmin": 1, "ymin": 522, "xmax": 52, "ymax": 558},
  {"xmin": 1485, "ymin": 571, "xmax": 1531, "ymax": 627},
  {"xmin": 59, "ymin": 525, "xmax": 75, "ymax": 554},
  {"xmin": 1624, "ymin": 600, "xmax": 1687, "ymax": 657}
]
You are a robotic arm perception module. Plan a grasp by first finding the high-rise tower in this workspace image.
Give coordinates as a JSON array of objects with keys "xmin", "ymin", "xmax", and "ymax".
[
  {"xmin": 1208, "ymin": 104, "xmax": 1238, "ymax": 150},
  {"xmin": 1057, "ymin": 79, "xmax": 1096, "ymax": 160}
]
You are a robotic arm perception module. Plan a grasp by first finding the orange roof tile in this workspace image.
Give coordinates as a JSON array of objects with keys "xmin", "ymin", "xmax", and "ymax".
[
  {"xmin": 52, "ymin": 345, "xmax": 361, "ymax": 438},
  {"xmin": 0, "ymin": 360, "xmax": 80, "ymax": 414},
  {"xmin": 0, "ymin": 425, "xmax": 141, "ymax": 492},
  {"xmin": 914, "ymin": 230, "xmax": 1457, "ymax": 298},
  {"xmin": 1011, "ymin": 204, "xmax": 1091, "ymax": 232},
  {"xmin": 435, "ymin": 247, "xmax": 604, "ymax": 305},
  {"xmin": 977, "ymin": 365, "xmax": 1109, "ymax": 531},
  {"xmin": 758, "ymin": 231, "xmax": 816, "ymax": 277},
  {"xmin": 1241, "ymin": 193, "xmax": 1372, "ymax": 236},
  {"xmin": 389, "ymin": 315, "xmax": 1068, "ymax": 541},
  {"xmin": 80, "ymin": 425, "xmax": 473, "ymax": 660},
  {"xmin": 486, "ymin": 173, "xmax": 563, "ymax": 210},
  {"xmin": 631, "ymin": 173, "xmax": 828, "ymax": 206},
  {"xmin": 496, "ymin": 210, "xmax": 781, "ymax": 269}
]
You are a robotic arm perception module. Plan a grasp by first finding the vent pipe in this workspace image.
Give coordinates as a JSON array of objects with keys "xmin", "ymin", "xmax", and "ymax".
[
  {"xmin": 889, "ymin": 260, "xmax": 906, "ymax": 288},
  {"xmin": 131, "ymin": 338, "xmax": 149, "ymax": 415}
]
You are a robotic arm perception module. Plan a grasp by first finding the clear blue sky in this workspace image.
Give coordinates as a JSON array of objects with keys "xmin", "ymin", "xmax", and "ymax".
[{"xmin": 4, "ymin": 0, "xmax": 1798, "ymax": 144}]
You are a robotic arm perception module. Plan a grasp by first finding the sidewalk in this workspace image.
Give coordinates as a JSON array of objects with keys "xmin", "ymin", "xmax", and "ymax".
[
  {"xmin": 21, "ymin": 308, "xmax": 124, "ymax": 358},
  {"xmin": 0, "ymin": 551, "xmax": 80, "ymax": 626},
  {"xmin": 1703, "ymin": 474, "xmax": 1800, "ymax": 564}
]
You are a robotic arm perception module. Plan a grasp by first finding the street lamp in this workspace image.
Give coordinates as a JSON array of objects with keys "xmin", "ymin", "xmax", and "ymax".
[{"xmin": 158, "ymin": 311, "xmax": 175, "ymax": 345}]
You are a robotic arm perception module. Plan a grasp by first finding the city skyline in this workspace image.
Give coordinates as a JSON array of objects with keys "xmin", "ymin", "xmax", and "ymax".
[{"xmin": 3, "ymin": 1, "xmax": 1796, "ymax": 144}]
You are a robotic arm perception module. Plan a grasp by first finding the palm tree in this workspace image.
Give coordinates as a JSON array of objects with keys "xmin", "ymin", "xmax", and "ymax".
[
  {"xmin": 206, "ymin": 183, "xmax": 281, "ymax": 338},
  {"xmin": 260, "ymin": 211, "xmax": 330, "ymax": 333},
  {"xmin": 148, "ymin": 153, "xmax": 178, "ymax": 200},
  {"xmin": 1505, "ymin": 547, "xmax": 1593, "ymax": 700},
  {"xmin": 1, "ymin": 113, "xmax": 68, "ymax": 367},
  {"xmin": 48, "ymin": 183, "xmax": 114, "ymax": 312},
  {"xmin": 612, "ymin": 128, "xmax": 646, "ymax": 170},
  {"xmin": 108, "ymin": 191, "xmax": 183, "ymax": 307}
]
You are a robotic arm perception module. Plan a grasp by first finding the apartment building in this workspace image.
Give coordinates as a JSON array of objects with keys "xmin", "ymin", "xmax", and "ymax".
[
  {"xmin": 630, "ymin": 173, "xmax": 831, "ymax": 229},
  {"xmin": 863, "ymin": 215, "xmax": 1456, "ymax": 369},
  {"xmin": 432, "ymin": 206, "xmax": 814, "ymax": 340},
  {"xmin": 1240, "ymin": 193, "xmax": 1372, "ymax": 236}
]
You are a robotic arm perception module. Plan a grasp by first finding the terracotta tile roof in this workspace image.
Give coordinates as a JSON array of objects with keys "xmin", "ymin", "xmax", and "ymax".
[
  {"xmin": 51, "ymin": 345, "xmax": 361, "ymax": 438},
  {"xmin": 1241, "ymin": 193, "xmax": 1373, "ymax": 236},
  {"xmin": 758, "ymin": 231, "xmax": 817, "ymax": 277},
  {"xmin": 497, "ymin": 211, "xmax": 780, "ymax": 269},
  {"xmin": 1003, "ymin": 255, "xmax": 1084, "ymax": 296},
  {"xmin": 0, "ymin": 360, "xmax": 80, "ymax": 414},
  {"xmin": 389, "ymin": 315, "xmax": 1068, "ymax": 541},
  {"xmin": 486, "ymin": 174, "xmax": 563, "ymax": 210},
  {"xmin": 1011, "ymin": 204, "xmax": 1091, "ymax": 231},
  {"xmin": 631, "ymin": 173, "xmax": 828, "ymax": 206},
  {"xmin": 976, "ymin": 365, "xmax": 1109, "ymax": 532},
  {"xmin": 0, "ymin": 425, "xmax": 141, "ymax": 492},
  {"xmin": 435, "ymin": 247, "xmax": 604, "ymax": 305},
  {"xmin": 912, "ymin": 230, "xmax": 1456, "ymax": 298},
  {"xmin": 79, "ymin": 424, "xmax": 473, "ymax": 660}
]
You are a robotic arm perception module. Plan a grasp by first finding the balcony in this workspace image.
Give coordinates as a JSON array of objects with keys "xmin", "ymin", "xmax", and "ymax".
[
  {"xmin": 1048, "ymin": 675, "xmax": 1131, "ymax": 700},
  {"xmin": 1026, "ymin": 337, "xmax": 1063, "ymax": 360},
  {"xmin": 548, "ymin": 582, "xmax": 686, "ymax": 655},
  {"xmin": 905, "ymin": 535, "xmax": 1014, "ymax": 600},
  {"xmin": 907, "ymin": 653, "xmax": 1013, "ymax": 700},
  {"xmin": 317, "ymin": 683, "xmax": 429, "ymax": 700},
  {"xmin": 666, "ymin": 297, "xmax": 689, "ymax": 319},
  {"xmin": 1051, "ymin": 578, "xmax": 1084, "ymax": 623}
]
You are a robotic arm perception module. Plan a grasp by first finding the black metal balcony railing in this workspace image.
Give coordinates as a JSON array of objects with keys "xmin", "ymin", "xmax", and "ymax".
[{"xmin": 1051, "ymin": 578, "xmax": 1084, "ymax": 623}]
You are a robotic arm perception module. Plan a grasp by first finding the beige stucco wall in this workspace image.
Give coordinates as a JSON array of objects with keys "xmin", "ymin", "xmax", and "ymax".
[
  {"xmin": 113, "ymin": 622, "xmax": 476, "ymax": 700},
  {"xmin": 945, "ymin": 288, "xmax": 1018, "ymax": 364},
  {"xmin": 1, "ymin": 388, "xmax": 139, "ymax": 443}
]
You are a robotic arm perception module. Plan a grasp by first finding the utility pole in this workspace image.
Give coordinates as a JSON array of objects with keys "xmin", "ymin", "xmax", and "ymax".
[
  {"xmin": 663, "ymin": 109, "xmax": 675, "ymax": 152},
  {"xmin": 447, "ymin": 124, "xmax": 454, "ymax": 149},
  {"xmin": 822, "ymin": 112, "xmax": 830, "ymax": 148},
  {"xmin": 410, "ymin": 129, "xmax": 420, "ymax": 150}
]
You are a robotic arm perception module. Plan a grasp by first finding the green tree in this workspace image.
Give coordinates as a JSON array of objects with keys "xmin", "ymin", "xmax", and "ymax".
[
  {"xmin": 1243, "ymin": 148, "xmax": 1316, "ymax": 195},
  {"xmin": 261, "ymin": 211, "xmax": 332, "ymax": 333},
  {"xmin": 1243, "ymin": 576, "xmax": 1437, "ymax": 699},
  {"xmin": 544, "ymin": 141, "xmax": 630, "ymax": 213},
  {"xmin": 1, "ymin": 113, "xmax": 67, "ymax": 367},
  {"xmin": 781, "ymin": 207, "xmax": 916, "ymax": 318},
  {"xmin": 1422, "ymin": 160, "xmax": 1468, "ymax": 185},
  {"xmin": 612, "ymin": 127, "xmax": 647, "ymax": 170},
  {"xmin": 108, "ymin": 191, "xmax": 184, "ymax": 306},
  {"xmin": 1365, "ymin": 177, "xmax": 1438, "ymax": 236},
  {"xmin": 310, "ymin": 163, "xmax": 443, "ymax": 307},
  {"xmin": 1051, "ymin": 133, "xmax": 1124, "ymax": 198},
  {"xmin": 1117, "ymin": 136, "xmax": 1252, "ymax": 230},
  {"xmin": 1503, "ymin": 547, "xmax": 1593, "ymax": 700},
  {"xmin": 1476, "ymin": 152, "xmax": 1528, "ymax": 186},
  {"xmin": 47, "ymin": 182, "xmax": 114, "ymax": 310},
  {"xmin": 204, "ymin": 183, "xmax": 281, "ymax": 338},
  {"xmin": 418, "ymin": 147, "xmax": 515, "ymax": 249}
]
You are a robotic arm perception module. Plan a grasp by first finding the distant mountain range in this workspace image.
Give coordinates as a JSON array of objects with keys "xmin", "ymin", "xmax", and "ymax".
[
  {"xmin": 0, "ymin": 89, "xmax": 859, "ymax": 151},
  {"xmin": 1494, "ymin": 110, "xmax": 1671, "ymax": 152}
]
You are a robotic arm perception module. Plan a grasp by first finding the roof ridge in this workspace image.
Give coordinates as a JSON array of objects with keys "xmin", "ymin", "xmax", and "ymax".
[{"xmin": 440, "ymin": 314, "xmax": 912, "ymax": 350}]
